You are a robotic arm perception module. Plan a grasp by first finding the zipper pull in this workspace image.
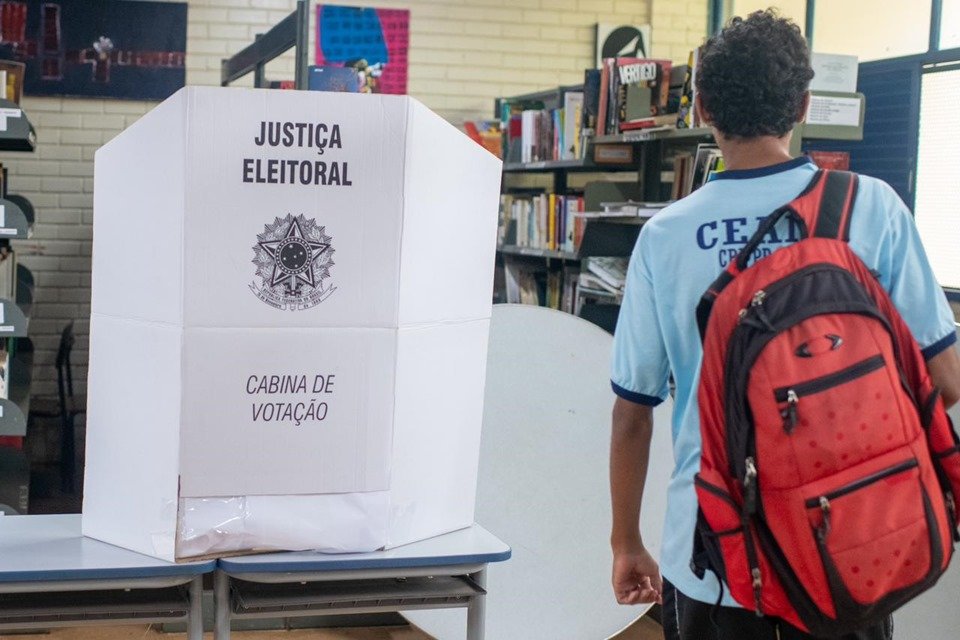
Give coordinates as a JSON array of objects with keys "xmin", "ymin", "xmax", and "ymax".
[
  {"xmin": 947, "ymin": 492, "xmax": 960, "ymax": 542},
  {"xmin": 781, "ymin": 390, "xmax": 799, "ymax": 433},
  {"xmin": 817, "ymin": 496, "xmax": 832, "ymax": 541},
  {"xmin": 749, "ymin": 289, "xmax": 775, "ymax": 331},
  {"xmin": 751, "ymin": 567, "xmax": 763, "ymax": 617},
  {"xmin": 744, "ymin": 457, "xmax": 758, "ymax": 515}
]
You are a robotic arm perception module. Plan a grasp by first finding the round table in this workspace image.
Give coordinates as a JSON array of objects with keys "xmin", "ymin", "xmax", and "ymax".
[{"xmin": 406, "ymin": 304, "xmax": 675, "ymax": 639}]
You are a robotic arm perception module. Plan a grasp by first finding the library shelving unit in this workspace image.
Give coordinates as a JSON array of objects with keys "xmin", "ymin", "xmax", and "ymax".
[
  {"xmin": 496, "ymin": 84, "xmax": 866, "ymax": 334},
  {"xmin": 0, "ymin": 98, "xmax": 37, "ymax": 515},
  {"xmin": 495, "ymin": 84, "xmax": 715, "ymax": 332}
]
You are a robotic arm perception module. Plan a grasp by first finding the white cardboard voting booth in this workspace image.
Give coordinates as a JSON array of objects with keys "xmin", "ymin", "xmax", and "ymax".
[{"xmin": 82, "ymin": 86, "xmax": 502, "ymax": 562}]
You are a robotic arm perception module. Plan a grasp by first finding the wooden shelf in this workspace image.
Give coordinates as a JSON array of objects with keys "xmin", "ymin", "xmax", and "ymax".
[
  {"xmin": 497, "ymin": 245, "xmax": 579, "ymax": 260},
  {"xmin": 593, "ymin": 126, "xmax": 714, "ymax": 145},
  {"xmin": 502, "ymin": 159, "xmax": 636, "ymax": 173}
]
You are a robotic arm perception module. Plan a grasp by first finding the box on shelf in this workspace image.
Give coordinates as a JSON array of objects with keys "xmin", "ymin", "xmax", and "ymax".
[{"xmin": 83, "ymin": 86, "xmax": 502, "ymax": 562}]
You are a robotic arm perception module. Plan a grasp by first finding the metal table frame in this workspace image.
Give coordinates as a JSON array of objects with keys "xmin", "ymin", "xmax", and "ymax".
[
  {"xmin": 0, "ymin": 515, "xmax": 212, "ymax": 639},
  {"xmin": 214, "ymin": 525, "xmax": 510, "ymax": 640}
]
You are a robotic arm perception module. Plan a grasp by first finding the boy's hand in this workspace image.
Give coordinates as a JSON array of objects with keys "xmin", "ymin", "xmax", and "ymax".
[{"xmin": 612, "ymin": 544, "xmax": 663, "ymax": 605}]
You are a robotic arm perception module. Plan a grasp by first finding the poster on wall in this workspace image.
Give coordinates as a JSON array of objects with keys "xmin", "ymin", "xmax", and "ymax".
[
  {"xmin": 596, "ymin": 23, "xmax": 652, "ymax": 68},
  {"xmin": 315, "ymin": 5, "xmax": 409, "ymax": 95},
  {"xmin": 0, "ymin": 0, "xmax": 187, "ymax": 101}
]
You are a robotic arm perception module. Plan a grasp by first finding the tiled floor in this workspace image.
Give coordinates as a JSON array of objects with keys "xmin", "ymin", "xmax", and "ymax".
[
  {"xmin": 0, "ymin": 626, "xmax": 431, "ymax": 639},
  {"xmin": 0, "ymin": 616, "xmax": 664, "ymax": 640},
  {"xmin": 0, "ymin": 618, "xmax": 663, "ymax": 640}
]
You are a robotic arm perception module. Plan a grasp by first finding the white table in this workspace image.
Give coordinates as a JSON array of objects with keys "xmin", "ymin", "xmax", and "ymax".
[
  {"xmin": 407, "ymin": 306, "xmax": 674, "ymax": 639},
  {"xmin": 0, "ymin": 514, "xmax": 212, "ymax": 639},
  {"xmin": 214, "ymin": 524, "xmax": 510, "ymax": 640}
]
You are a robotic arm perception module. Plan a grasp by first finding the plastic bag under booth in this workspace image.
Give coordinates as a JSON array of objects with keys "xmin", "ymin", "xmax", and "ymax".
[{"xmin": 81, "ymin": 87, "xmax": 501, "ymax": 562}]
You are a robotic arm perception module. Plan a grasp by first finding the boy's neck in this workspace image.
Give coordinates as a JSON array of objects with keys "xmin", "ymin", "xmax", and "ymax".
[{"xmin": 713, "ymin": 130, "xmax": 795, "ymax": 172}]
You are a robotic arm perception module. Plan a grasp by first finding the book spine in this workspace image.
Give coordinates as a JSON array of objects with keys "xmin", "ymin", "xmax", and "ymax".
[
  {"xmin": 548, "ymin": 193, "xmax": 556, "ymax": 251},
  {"xmin": 598, "ymin": 59, "xmax": 611, "ymax": 137}
]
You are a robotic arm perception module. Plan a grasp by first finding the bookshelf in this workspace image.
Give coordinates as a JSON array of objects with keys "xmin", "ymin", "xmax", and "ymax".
[
  {"xmin": 0, "ymin": 101, "xmax": 36, "ymax": 515},
  {"xmin": 495, "ymin": 81, "xmax": 711, "ymax": 332},
  {"xmin": 495, "ymin": 75, "xmax": 865, "ymax": 334}
]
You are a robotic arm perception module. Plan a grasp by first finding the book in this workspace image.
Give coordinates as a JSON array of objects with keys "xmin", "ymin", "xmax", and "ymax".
[
  {"xmin": 560, "ymin": 265, "xmax": 579, "ymax": 314},
  {"xmin": 499, "ymin": 193, "xmax": 586, "ymax": 253},
  {"xmin": 581, "ymin": 201, "xmax": 668, "ymax": 218},
  {"xmin": 671, "ymin": 152, "xmax": 694, "ymax": 199},
  {"xmin": 615, "ymin": 58, "xmax": 673, "ymax": 132},
  {"xmin": 0, "ymin": 61, "xmax": 24, "ymax": 104},
  {"xmin": 688, "ymin": 143, "xmax": 722, "ymax": 194},
  {"xmin": 307, "ymin": 65, "xmax": 361, "ymax": 92},
  {"xmin": 464, "ymin": 120, "xmax": 502, "ymax": 158},
  {"xmin": 808, "ymin": 151, "xmax": 850, "ymax": 170},
  {"xmin": 584, "ymin": 256, "xmax": 628, "ymax": 292},
  {"xmin": 619, "ymin": 114, "xmax": 677, "ymax": 131},
  {"xmin": 582, "ymin": 69, "xmax": 602, "ymax": 132},
  {"xmin": 562, "ymin": 91, "xmax": 584, "ymax": 160},
  {"xmin": 521, "ymin": 110, "xmax": 538, "ymax": 163},
  {"xmin": 677, "ymin": 48, "xmax": 702, "ymax": 128},
  {"xmin": 579, "ymin": 271, "xmax": 621, "ymax": 295},
  {"xmin": 598, "ymin": 58, "xmax": 613, "ymax": 136}
]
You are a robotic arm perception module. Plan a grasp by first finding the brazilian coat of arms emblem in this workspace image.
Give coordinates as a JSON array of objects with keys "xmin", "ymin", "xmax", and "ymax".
[{"xmin": 250, "ymin": 214, "xmax": 336, "ymax": 310}]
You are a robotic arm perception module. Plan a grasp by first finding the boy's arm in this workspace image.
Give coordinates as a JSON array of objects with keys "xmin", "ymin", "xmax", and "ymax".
[
  {"xmin": 928, "ymin": 346, "xmax": 960, "ymax": 408},
  {"xmin": 610, "ymin": 397, "xmax": 662, "ymax": 605}
]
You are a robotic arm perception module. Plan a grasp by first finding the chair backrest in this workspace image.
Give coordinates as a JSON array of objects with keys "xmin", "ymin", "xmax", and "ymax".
[{"xmin": 55, "ymin": 321, "xmax": 75, "ymax": 400}]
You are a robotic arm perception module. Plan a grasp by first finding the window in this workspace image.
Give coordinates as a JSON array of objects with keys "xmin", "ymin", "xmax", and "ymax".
[
  {"xmin": 814, "ymin": 1, "xmax": 931, "ymax": 60},
  {"xmin": 915, "ymin": 67, "xmax": 960, "ymax": 289},
  {"xmin": 942, "ymin": 0, "xmax": 960, "ymax": 49}
]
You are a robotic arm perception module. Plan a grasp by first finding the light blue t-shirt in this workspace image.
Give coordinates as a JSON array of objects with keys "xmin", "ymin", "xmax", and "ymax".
[{"xmin": 610, "ymin": 156, "xmax": 958, "ymax": 606}]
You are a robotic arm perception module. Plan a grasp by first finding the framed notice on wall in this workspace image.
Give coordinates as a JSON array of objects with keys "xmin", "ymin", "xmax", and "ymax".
[
  {"xmin": 315, "ymin": 5, "xmax": 409, "ymax": 95},
  {"xmin": 0, "ymin": 0, "xmax": 187, "ymax": 101},
  {"xmin": 596, "ymin": 23, "xmax": 652, "ymax": 68}
]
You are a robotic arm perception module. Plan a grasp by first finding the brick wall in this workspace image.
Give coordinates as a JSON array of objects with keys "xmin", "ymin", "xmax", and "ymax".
[{"xmin": 0, "ymin": 0, "xmax": 706, "ymax": 398}]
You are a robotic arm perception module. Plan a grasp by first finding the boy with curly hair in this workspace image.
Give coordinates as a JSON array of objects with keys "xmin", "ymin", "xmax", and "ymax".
[{"xmin": 608, "ymin": 9, "xmax": 960, "ymax": 640}]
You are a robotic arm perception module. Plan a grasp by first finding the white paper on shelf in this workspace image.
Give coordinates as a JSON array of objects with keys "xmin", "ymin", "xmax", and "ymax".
[
  {"xmin": 0, "ymin": 108, "xmax": 22, "ymax": 132},
  {"xmin": 811, "ymin": 53, "xmax": 859, "ymax": 93},
  {"xmin": 805, "ymin": 95, "xmax": 862, "ymax": 127}
]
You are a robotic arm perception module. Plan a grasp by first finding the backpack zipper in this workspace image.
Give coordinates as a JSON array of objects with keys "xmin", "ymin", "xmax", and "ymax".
[
  {"xmin": 774, "ymin": 354, "xmax": 886, "ymax": 403},
  {"xmin": 773, "ymin": 354, "xmax": 886, "ymax": 433},
  {"xmin": 803, "ymin": 459, "xmax": 918, "ymax": 510},
  {"xmin": 742, "ymin": 456, "xmax": 764, "ymax": 616}
]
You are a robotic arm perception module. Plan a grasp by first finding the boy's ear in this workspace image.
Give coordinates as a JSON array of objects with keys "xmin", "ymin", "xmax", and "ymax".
[
  {"xmin": 796, "ymin": 91, "xmax": 811, "ymax": 124},
  {"xmin": 695, "ymin": 94, "xmax": 712, "ymax": 126}
]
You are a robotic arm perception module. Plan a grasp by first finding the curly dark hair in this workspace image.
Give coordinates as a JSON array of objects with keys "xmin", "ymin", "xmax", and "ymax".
[{"xmin": 696, "ymin": 9, "xmax": 814, "ymax": 138}]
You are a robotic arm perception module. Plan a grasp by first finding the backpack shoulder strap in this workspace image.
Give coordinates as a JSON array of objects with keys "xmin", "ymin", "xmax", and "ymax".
[
  {"xmin": 695, "ymin": 168, "xmax": 859, "ymax": 340},
  {"xmin": 790, "ymin": 169, "xmax": 859, "ymax": 241}
]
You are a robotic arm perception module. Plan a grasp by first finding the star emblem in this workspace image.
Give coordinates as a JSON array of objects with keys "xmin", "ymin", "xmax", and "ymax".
[{"xmin": 257, "ymin": 216, "xmax": 330, "ymax": 289}]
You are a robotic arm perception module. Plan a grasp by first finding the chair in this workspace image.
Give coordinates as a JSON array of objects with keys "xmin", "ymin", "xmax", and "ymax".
[{"xmin": 29, "ymin": 321, "xmax": 86, "ymax": 494}]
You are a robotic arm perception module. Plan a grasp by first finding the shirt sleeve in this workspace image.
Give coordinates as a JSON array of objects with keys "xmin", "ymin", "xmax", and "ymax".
[
  {"xmin": 874, "ymin": 181, "xmax": 957, "ymax": 359},
  {"xmin": 610, "ymin": 223, "xmax": 671, "ymax": 405}
]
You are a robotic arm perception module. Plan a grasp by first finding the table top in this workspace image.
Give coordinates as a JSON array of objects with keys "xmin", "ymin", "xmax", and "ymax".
[
  {"xmin": 219, "ymin": 524, "xmax": 511, "ymax": 573},
  {"xmin": 0, "ymin": 514, "xmax": 215, "ymax": 583}
]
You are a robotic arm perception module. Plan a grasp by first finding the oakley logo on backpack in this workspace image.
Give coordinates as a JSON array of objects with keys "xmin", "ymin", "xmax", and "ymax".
[{"xmin": 692, "ymin": 169, "xmax": 960, "ymax": 636}]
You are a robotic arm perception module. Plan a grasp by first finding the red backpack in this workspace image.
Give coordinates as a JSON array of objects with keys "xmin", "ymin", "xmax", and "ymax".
[{"xmin": 693, "ymin": 169, "xmax": 960, "ymax": 636}]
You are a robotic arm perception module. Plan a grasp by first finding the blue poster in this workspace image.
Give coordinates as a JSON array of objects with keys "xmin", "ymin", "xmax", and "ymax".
[{"xmin": 0, "ymin": 0, "xmax": 187, "ymax": 100}]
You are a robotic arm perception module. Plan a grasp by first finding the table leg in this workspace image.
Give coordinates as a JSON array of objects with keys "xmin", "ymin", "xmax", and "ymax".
[
  {"xmin": 187, "ymin": 575, "xmax": 203, "ymax": 640},
  {"xmin": 466, "ymin": 566, "xmax": 487, "ymax": 640},
  {"xmin": 214, "ymin": 569, "xmax": 231, "ymax": 640}
]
